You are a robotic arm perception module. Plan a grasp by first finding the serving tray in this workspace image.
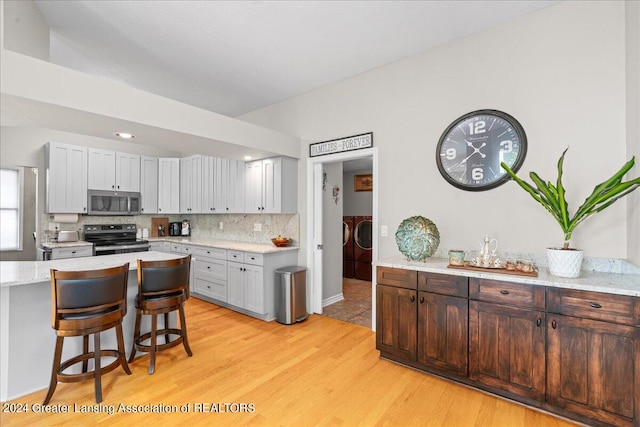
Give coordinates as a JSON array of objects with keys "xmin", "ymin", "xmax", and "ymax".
[{"xmin": 447, "ymin": 263, "xmax": 538, "ymax": 277}]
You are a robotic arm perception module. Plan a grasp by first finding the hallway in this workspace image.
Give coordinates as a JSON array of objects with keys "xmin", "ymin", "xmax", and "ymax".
[{"xmin": 322, "ymin": 278, "xmax": 372, "ymax": 328}]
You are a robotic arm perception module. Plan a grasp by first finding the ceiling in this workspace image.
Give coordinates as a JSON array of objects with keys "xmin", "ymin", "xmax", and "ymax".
[{"xmin": 33, "ymin": 0, "xmax": 560, "ymax": 118}]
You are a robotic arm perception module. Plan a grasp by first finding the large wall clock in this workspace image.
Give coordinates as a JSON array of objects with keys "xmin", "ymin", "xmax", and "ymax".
[{"xmin": 436, "ymin": 109, "xmax": 527, "ymax": 191}]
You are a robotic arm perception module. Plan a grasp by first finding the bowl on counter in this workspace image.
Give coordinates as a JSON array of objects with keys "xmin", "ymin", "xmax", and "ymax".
[{"xmin": 271, "ymin": 236, "xmax": 291, "ymax": 247}]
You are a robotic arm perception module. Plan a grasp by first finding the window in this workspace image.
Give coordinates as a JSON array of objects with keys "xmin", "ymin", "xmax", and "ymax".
[{"xmin": 1, "ymin": 167, "xmax": 23, "ymax": 251}]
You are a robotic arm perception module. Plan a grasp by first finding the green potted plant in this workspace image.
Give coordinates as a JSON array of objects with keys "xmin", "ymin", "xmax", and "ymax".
[{"xmin": 501, "ymin": 148, "xmax": 640, "ymax": 278}]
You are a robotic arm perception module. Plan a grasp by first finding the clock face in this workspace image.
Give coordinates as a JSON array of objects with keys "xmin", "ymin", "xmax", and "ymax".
[{"xmin": 436, "ymin": 109, "xmax": 527, "ymax": 191}]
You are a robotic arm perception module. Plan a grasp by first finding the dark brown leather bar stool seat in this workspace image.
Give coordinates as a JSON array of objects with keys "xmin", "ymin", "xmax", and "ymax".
[
  {"xmin": 128, "ymin": 255, "xmax": 192, "ymax": 374},
  {"xmin": 44, "ymin": 263, "xmax": 132, "ymax": 405}
]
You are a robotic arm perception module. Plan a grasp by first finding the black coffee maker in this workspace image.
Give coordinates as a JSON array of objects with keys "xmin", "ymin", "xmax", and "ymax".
[{"xmin": 169, "ymin": 222, "xmax": 181, "ymax": 236}]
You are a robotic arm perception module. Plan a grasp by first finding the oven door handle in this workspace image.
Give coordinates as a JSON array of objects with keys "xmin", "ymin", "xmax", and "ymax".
[{"xmin": 94, "ymin": 243, "xmax": 150, "ymax": 252}]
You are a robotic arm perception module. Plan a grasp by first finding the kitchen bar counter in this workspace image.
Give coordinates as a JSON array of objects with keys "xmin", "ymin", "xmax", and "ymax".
[
  {"xmin": 147, "ymin": 237, "xmax": 299, "ymax": 254},
  {"xmin": 1, "ymin": 251, "xmax": 183, "ymax": 288},
  {"xmin": 374, "ymin": 256, "xmax": 640, "ymax": 297},
  {"xmin": 0, "ymin": 251, "xmax": 186, "ymax": 401}
]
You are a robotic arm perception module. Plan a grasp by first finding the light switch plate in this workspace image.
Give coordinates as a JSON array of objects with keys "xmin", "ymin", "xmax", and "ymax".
[
  {"xmin": 254, "ymin": 223, "xmax": 262, "ymax": 232},
  {"xmin": 219, "ymin": 222, "xmax": 224, "ymax": 230},
  {"xmin": 381, "ymin": 225, "xmax": 388, "ymax": 237}
]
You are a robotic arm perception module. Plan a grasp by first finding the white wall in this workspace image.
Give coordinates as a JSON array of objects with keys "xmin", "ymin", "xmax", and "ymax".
[
  {"xmin": 240, "ymin": 1, "xmax": 637, "ymax": 263},
  {"xmin": 343, "ymin": 169, "xmax": 373, "ymax": 217},
  {"xmin": 1, "ymin": 0, "xmax": 49, "ymax": 60},
  {"xmin": 626, "ymin": 1, "xmax": 640, "ymax": 265}
]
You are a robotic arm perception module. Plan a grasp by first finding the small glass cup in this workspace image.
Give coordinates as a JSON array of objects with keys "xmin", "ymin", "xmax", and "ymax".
[
  {"xmin": 505, "ymin": 259, "xmax": 517, "ymax": 271},
  {"xmin": 521, "ymin": 260, "xmax": 534, "ymax": 273},
  {"xmin": 448, "ymin": 250, "xmax": 465, "ymax": 266}
]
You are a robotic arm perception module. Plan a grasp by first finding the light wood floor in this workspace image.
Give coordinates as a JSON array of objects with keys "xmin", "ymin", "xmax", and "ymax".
[{"xmin": 1, "ymin": 298, "xmax": 577, "ymax": 426}]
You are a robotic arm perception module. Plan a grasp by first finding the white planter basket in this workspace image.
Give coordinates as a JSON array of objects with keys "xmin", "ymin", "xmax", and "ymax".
[{"xmin": 546, "ymin": 248, "xmax": 583, "ymax": 278}]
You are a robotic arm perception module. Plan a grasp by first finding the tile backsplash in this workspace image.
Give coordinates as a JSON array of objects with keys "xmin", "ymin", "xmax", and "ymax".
[{"xmin": 42, "ymin": 213, "xmax": 300, "ymax": 245}]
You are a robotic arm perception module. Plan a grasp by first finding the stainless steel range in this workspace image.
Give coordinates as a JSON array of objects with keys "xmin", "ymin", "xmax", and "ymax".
[{"xmin": 84, "ymin": 224, "xmax": 150, "ymax": 256}]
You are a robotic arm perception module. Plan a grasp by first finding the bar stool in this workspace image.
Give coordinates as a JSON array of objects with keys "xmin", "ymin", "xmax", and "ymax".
[
  {"xmin": 44, "ymin": 263, "xmax": 132, "ymax": 405},
  {"xmin": 128, "ymin": 255, "xmax": 192, "ymax": 374}
]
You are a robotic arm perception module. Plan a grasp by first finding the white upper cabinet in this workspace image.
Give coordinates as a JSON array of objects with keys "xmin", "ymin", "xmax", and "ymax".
[
  {"xmin": 180, "ymin": 155, "xmax": 202, "ymax": 214},
  {"xmin": 203, "ymin": 157, "xmax": 245, "ymax": 214},
  {"xmin": 140, "ymin": 156, "xmax": 158, "ymax": 214},
  {"xmin": 158, "ymin": 158, "xmax": 180, "ymax": 214},
  {"xmin": 244, "ymin": 160, "xmax": 263, "ymax": 213},
  {"xmin": 245, "ymin": 157, "xmax": 297, "ymax": 214},
  {"xmin": 45, "ymin": 142, "xmax": 88, "ymax": 213},
  {"xmin": 226, "ymin": 159, "xmax": 245, "ymax": 213},
  {"xmin": 87, "ymin": 148, "xmax": 140, "ymax": 192}
]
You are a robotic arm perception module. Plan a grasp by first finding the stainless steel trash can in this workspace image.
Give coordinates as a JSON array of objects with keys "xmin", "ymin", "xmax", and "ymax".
[{"xmin": 275, "ymin": 266, "xmax": 308, "ymax": 324}]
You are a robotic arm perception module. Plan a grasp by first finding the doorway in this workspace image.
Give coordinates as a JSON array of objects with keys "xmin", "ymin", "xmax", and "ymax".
[{"xmin": 306, "ymin": 147, "xmax": 378, "ymax": 330}]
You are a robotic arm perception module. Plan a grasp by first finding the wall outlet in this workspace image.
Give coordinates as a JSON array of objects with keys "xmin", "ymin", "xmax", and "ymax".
[
  {"xmin": 253, "ymin": 223, "xmax": 262, "ymax": 232},
  {"xmin": 380, "ymin": 225, "xmax": 388, "ymax": 237},
  {"xmin": 219, "ymin": 222, "xmax": 224, "ymax": 230}
]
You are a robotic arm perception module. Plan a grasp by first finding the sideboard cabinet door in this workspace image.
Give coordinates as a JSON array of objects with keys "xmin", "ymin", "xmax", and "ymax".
[{"xmin": 376, "ymin": 284, "xmax": 417, "ymax": 362}]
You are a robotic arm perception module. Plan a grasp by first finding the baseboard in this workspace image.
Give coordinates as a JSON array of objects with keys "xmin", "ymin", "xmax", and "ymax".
[{"xmin": 323, "ymin": 293, "xmax": 344, "ymax": 307}]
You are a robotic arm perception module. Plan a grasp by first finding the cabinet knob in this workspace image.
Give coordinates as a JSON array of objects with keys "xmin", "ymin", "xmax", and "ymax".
[
  {"xmin": 419, "ymin": 296, "xmax": 425, "ymax": 304},
  {"xmin": 536, "ymin": 318, "xmax": 542, "ymax": 327},
  {"xmin": 500, "ymin": 290, "xmax": 509, "ymax": 295},
  {"xmin": 410, "ymin": 295, "xmax": 415, "ymax": 303},
  {"xmin": 552, "ymin": 320, "xmax": 557, "ymax": 329},
  {"xmin": 159, "ymin": 208, "xmax": 162, "ymax": 212},
  {"xmin": 590, "ymin": 303, "xmax": 602, "ymax": 309}
]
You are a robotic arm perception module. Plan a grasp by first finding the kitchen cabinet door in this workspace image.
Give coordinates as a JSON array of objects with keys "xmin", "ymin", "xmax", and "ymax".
[
  {"xmin": 213, "ymin": 157, "xmax": 228, "ymax": 212},
  {"xmin": 140, "ymin": 156, "xmax": 158, "ymax": 214},
  {"xmin": 158, "ymin": 158, "xmax": 180, "ymax": 214},
  {"xmin": 87, "ymin": 148, "xmax": 116, "ymax": 191},
  {"xmin": 376, "ymin": 284, "xmax": 417, "ymax": 362},
  {"xmin": 202, "ymin": 155, "xmax": 216, "ymax": 212},
  {"xmin": 244, "ymin": 160, "xmax": 263, "ymax": 213},
  {"xmin": 469, "ymin": 300, "xmax": 546, "ymax": 401},
  {"xmin": 417, "ymin": 291, "xmax": 468, "ymax": 376},
  {"xmin": 45, "ymin": 142, "xmax": 88, "ymax": 213},
  {"xmin": 226, "ymin": 159, "xmax": 244, "ymax": 213},
  {"xmin": 227, "ymin": 261, "xmax": 245, "ymax": 308},
  {"xmin": 547, "ymin": 314, "xmax": 639, "ymax": 427},
  {"xmin": 116, "ymin": 152, "xmax": 140, "ymax": 192},
  {"xmin": 180, "ymin": 155, "xmax": 202, "ymax": 213},
  {"xmin": 244, "ymin": 264, "xmax": 265, "ymax": 314},
  {"xmin": 262, "ymin": 157, "xmax": 281, "ymax": 213}
]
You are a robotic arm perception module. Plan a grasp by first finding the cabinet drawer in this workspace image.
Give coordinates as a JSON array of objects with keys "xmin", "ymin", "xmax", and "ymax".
[
  {"xmin": 469, "ymin": 278, "xmax": 545, "ymax": 310},
  {"xmin": 244, "ymin": 252, "xmax": 263, "ymax": 266},
  {"xmin": 194, "ymin": 259, "xmax": 227, "ymax": 281},
  {"xmin": 194, "ymin": 275, "xmax": 227, "ymax": 302},
  {"xmin": 51, "ymin": 246, "xmax": 93, "ymax": 259},
  {"xmin": 192, "ymin": 245, "xmax": 226, "ymax": 260},
  {"xmin": 376, "ymin": 267, "xmax": 417, "ymax": 290},
  {"xmin": 418, "ymin": 272, "xmax": 468, "ymax": 297},
  {"xmin": 228, "ymin": 250, "xmax": 244, "ymax": 263},
  {"xmin": 547, "ymin": 288, "xmax": 640, "ymax": 326}
]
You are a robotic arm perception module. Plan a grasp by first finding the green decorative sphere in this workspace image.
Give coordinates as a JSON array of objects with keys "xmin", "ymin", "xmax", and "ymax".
[{"xmin": 395, "ymin": 216, "xmax": 440, "ymax": 261}]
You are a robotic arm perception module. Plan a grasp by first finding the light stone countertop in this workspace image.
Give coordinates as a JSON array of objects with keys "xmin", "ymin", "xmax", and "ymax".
[
  {"xmin": 0, "ymin": 251, "xmax": 184, "ymax": 288},
  {"xmin": 40, "ymin": 241, "xmax": 93, "ymax": 249},
  {"xmin": 147, "ymin": 237, "xmax": 300, "ymax": 254},
  {"xmin": 375, "ymin": 256, "xmax": 640, "ymax": 297}
]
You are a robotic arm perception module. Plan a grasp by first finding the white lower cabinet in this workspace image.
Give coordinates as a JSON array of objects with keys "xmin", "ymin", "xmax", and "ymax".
[
  {"xmin": 149, "ymin": 241, "xmax": 171, "ymax": 253},
  {"xmin": 50, "ymin": 245, "xmax": 93, "ymax": 260},
  {"xmin": 167, "ymin": 243, "xmax": 299, "ymax": 321},
  {"xmin": 190, "ymin": 245, "xmax": 227, "ymax": 302}
]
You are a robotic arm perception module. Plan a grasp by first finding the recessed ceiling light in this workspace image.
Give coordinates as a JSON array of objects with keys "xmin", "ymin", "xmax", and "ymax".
[
  {"xmin": 114, "ymin": 132, "xmax": 135, "ymax": 139},
  {"xmin": 243, "ymin": 155, "xmax": 253, "ymax": 160}
]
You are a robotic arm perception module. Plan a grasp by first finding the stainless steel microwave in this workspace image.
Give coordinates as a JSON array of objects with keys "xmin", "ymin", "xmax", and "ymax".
[{"xmin": 87, "ymin": 190, "xmax": 141, "ymax": 215}]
